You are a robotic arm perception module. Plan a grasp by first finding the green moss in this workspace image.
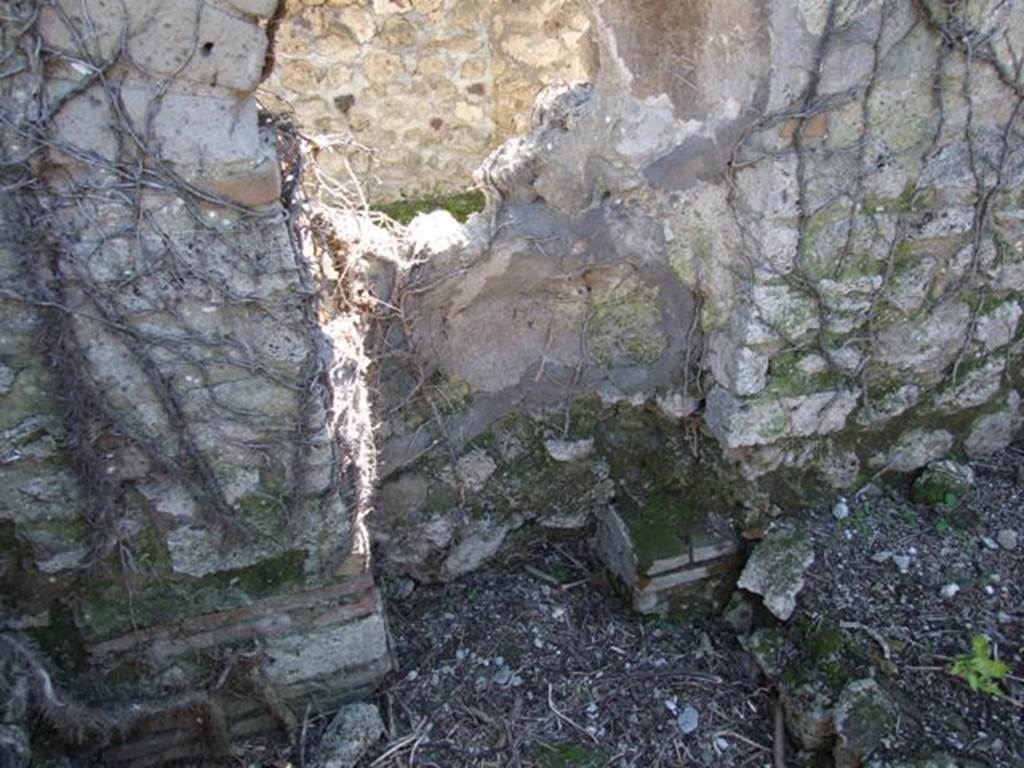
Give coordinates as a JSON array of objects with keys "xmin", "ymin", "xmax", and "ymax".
[
  {"xmin": 473, "ymin": 409, "xmax": 600, "ymax": 521},
  {"xmin": 31, "ymin": 600, "xmax": 88, "ymax": 673},
  {"xmin": 596, "ymin": 407, "xmax": 749, "ymax": 572},
  {"xmin": 235, "ymin": 493, "xmax": 285, "ymax": 540},
  {"xmin": 0, "ymin": 520, "xmax": 17, "ymax": 552},
  {"xmin": 79, "ymin": 549, "xmax": 308, "ymax": 641},
  {"xmin": 781, "ymin": 618, "xmax": 866, "ymax": 694},
  {"xmin": 589, "ymin": 282, "xmax": 665, "ymax": 367},
  {"xmin": 618, "ymin": 486, "xmax": 698, "ymax": 571},
  {"xmin": 0, "ymin": 363, "xmax": 56, "ymax": 431},
  {"xmin": 28, "ymin": 515, "xmax": 91, "ymax": 545},
  {"xmin": 374, "ymin": 190, "xmax": 486, "ymax": 225},
  {"xmin": 133, "ymin": 525, "xmax": 172, "ymax": 572}
]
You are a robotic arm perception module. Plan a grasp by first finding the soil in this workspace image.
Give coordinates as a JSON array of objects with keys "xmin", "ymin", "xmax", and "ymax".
[{"xmin": 294, "ymin": 443, "xmax": 1023, "ymax": 768}]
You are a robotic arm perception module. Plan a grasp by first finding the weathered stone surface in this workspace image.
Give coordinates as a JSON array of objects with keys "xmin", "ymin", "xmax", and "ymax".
[
  {"xmin": 263, "ymin": 0, "xmax": 595, "ymax": 199},
  {"xmin": 314, "ymin": 703, "xmax": 386, "ymax": 768},
  {"xmin": 833, "ymin": 679, "xmax": 896, "ymax": 768},
  {"xmin": 737, "ymin": 525, "xmax": 815, "ymax": 621},
  {"xmin": 369, "ymin": 0, "xmax": 1024, "ymax": 595},
  {"xmin": 781, "ymin": 681, "xmax": 836, "ymax": 751},
  {"xmin": 965, "ymin": 391, "xmax": 1022, "ymax": 457},
  {"xmin": 0, "ymin": 725, "xmax": 30, "ymax": 768},
  {"xmin": 2, "ymin": 1, "xmax": 391, "ymax": 763}
]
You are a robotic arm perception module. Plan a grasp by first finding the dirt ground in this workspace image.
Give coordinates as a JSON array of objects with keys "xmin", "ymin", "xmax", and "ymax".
[{"xmin": 285, "ymin": 443, "xmax": 1023, "ymax": 768}]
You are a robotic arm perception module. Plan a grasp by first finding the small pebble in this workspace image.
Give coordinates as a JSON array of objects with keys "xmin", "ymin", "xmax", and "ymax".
[
  {"xmin": 981, "ymin": 536, "xmax": 999, "ymax": 550},
  {"xmin": 997, "ymin": 529, "xmax": 1018, "ymax": 550},
  {"xmin": 893, "ymin": 554, "xmax": 912, "ymax": 574},
  {"xmin": 832, "ymin": 498, "xmax": 850, "ymax": 521},
  {"xmin": 714, "ymin": 736, "xmax": 731, "ymax": 751},
  {"xmin": 940, "ymin": 583, "xmax": 960, "ymax": 599},
  {"xmin": 677, "ymin": 705, "xmax": 699, "ymax": 735},
  {"xmin": 405, "ymin": 669, "xmax": 419, "ymax": 681}
]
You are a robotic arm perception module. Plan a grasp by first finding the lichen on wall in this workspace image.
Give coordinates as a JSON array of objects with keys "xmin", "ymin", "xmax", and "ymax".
[{"xmin": 370, "ymin": 0, "xmax": 1024, "ymax": 597}]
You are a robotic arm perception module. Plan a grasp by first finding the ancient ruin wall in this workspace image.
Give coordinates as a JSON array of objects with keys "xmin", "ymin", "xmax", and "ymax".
[
  {"xmin": 373, "ymin": 0, "xmax": 1024, "ymax": 609},
  {"xmin": 0, "ymin": 1, "xmax": 389, "ymax": 763},
  {"xmin": 263, "ymin": 0, "xmax": 595, "ymax": 200}
]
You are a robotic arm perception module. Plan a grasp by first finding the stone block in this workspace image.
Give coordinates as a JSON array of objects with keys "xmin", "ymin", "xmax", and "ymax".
[
  {"xmin": 598, "ymin": 496, "xmax": 743, "ymax": 615},
  {"xmin": 199, "ymin": 153, "xmax": 282, "ymax": 208},
  {"xmin": 225, "ymin": 0, "xmax": 281, "ymax": 17},
  {"xmin": 129, "ymin": 2, "xmax": 268, "ymax": 93},
  {"xmin": 51, "ymin": 83, "xmax": 264, "ymax": 170}
]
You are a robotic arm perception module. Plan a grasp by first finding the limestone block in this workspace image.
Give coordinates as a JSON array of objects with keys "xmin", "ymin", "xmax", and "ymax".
[
  {"xmin": 869, "ymin": 429, "xmax": 954, "ymax": 473},
  {"xmin": 372, "ymin": 0, "xmax": 409, "ymax": 14},
  {"xmin": 363, "ymin": 52, "xmax": 406, "ymax": 84},
  {"xmin": 965, "ymin": 392, "xmax": 1022, "ymax": 457},
  {"xmin": 876, "ymin": 301, "xmax": 971, "ymax": 382},
  {"xmin": 738, "ymin": 524, "xmax": 814, "ymax": 621},
  {"xmin": 379, "ymin": 16, "xmax": 418, "ymax": 47},
  {"xmin": 339, "ymin": 5, "xmax": 378, "ymax": 43},
  {"xmin": 39, "ymin": 0, "xmax": 130, "ymax": 62},
  {"xmin": 410, "ymin": 0, "xmax": 445, "ymax": 14},
  {"xmin": 129, "ymin": 2, "xmax": 268, "ymax": 93},
  {"xmin": 706, "ymin": 387, "xmax": 859, "ymax": 449},
  {"xmin": 51, "ymin": 83, "xmax": 264, "ymax": 170},
  {"xmin": 199, "ymin": 152, "xmax": 282, "ymax": 208},
  {"xmin": 122, "ymin": 88, "xmax": 264, "ymax": 169},
  {"xmin": 225, "ymin": 0, "xmax": 281, "ymax": 17},
  {"xmin": 974, "ymin": 301, "xmax": 1022, "ymax": 352},
  {"xmin": 264, "ymin": 613, "xmax": 391, "ymax": 687}
]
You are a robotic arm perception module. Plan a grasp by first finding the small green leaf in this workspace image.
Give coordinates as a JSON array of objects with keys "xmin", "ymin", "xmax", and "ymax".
[{"xmin": 950, "ymin": 634, "xmax": 1009, "ymax": 700}]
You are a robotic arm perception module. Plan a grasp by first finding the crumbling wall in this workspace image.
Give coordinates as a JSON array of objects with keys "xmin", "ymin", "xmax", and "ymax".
[
  {"xmin": 263, "ymin": 0, "xmax": 595, "ymax": 200},
  {"xmin": 0, "ymin": 1, "xmax": 389, "ymax": 764},
  {"xmin": 373, "ymin": 0, "xmax": 1024, "ymax": 610}
]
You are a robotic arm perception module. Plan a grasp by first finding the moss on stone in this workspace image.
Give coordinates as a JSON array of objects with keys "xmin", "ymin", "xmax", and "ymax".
[
  {"xmin": 374, "ymin": 190, "xmax": 486, "ymax": 224},
  {"xmin": 235, "ymin": 493, "xmax": 286, "ymax": 541},
  {"xmin": 596, "ymin": 407, "xmax": 749, "ymax": 572},
  {"xmin": 31, "ymin": 600, "xmax": 88, "ymax": 674},
  {"xmin": 471, "ymin": 407, "xmax": 601, "ymax": 521},
  {"xmin": 763, "ymin": 349, "xmax": 843, "ymax": 398},
  {"xmin": 781, "ymin": 617, "xmax": 866, "ymax": 694},
  {"xmin": 78, "ymin": 549, "xmax": 308, "ymax": 641},
  {"xmin": 133, "ymin": 525, "xmax": 173, "ymax": 573},
  {"xmin": 0, "ymin": 362, "xmax": 56, "ymax": 431},
  {"xmin": 588, "ymin": 282, "xmax": 665, "ymax": 367},
  {"xmin": 28, "ymin": 515, "xmax": 91, "ymax": 546}
]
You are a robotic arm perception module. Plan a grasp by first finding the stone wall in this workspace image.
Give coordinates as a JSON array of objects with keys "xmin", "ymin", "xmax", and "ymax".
[
  {"xmin": 263, "ymin": 0, "xmax": 595, "ymax": 200},
  {"xmin": 372, "ymin": 0, "xmax": 1024, "ymax": 611},
  {"xmin": 0, "ymin": 1, "xmax": 389, "ymax": 763}
]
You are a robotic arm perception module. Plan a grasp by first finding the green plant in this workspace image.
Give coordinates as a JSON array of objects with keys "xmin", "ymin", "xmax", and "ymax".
[{"xmin": 950, "ymin": 635, "xmax": 1009, "ymax": 697}]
